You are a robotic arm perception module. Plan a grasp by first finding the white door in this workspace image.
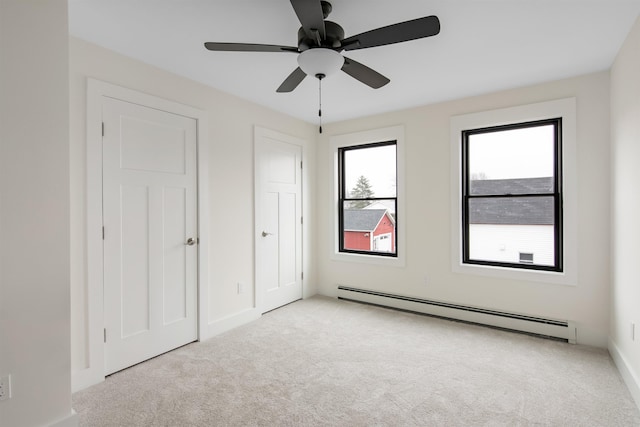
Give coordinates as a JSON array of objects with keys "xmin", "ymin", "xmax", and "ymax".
[
  {"xmin": 255, "ymin": 128, "xmax": 303, "ymax": 313},
  {"xmin": 102, "ymin": 97, "xmax": 198, "ymax": 374},
  {"xmin": 373, "ymin": 233, "xmax": 392, "ymax": 252}
]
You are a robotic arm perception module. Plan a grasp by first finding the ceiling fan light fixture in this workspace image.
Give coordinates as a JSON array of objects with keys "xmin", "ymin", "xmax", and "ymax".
[{"xmin": 297, "ymin": 48, "xmax": 344, "ymax": 78}]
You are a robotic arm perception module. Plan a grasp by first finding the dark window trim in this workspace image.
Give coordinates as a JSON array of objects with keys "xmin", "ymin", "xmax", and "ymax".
[
  {"xmin": 338, "ymin": 140, "xmax": 398, "ymax": 257},
  {"xmin": 461, "ymin": 118, "xmax": 563, "ymax": 272}
]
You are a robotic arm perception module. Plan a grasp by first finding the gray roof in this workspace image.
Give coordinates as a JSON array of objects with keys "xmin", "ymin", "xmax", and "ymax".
[
  {"xmin": 468, "ymin": 178, "xmax": 555, "ymax": 225},
  {"xmin": 343, "ymin": 209, "xmax": 387, "ymax": 231},
  {"xmin": 470, "ymin": 177, "xmax": 554, "ymax": 195}
]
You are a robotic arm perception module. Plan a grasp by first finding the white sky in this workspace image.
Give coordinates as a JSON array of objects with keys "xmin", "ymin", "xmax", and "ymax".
[
  {"xmin": 468, "ymin": 125, "xmax": 555, "ymax": 179},
  {"xmin": 344, "ymin": 144, "xmax": 396, "ymax": 197}
]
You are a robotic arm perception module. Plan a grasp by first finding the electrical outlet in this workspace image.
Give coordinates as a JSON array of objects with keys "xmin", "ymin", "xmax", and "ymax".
[
  {"xmin": 0, "ymin": 374, "xmax": 12, "ymax": 401},
  {"xmin": 237, "ymin": 282, "xmax": 245, "ymax": 294}
]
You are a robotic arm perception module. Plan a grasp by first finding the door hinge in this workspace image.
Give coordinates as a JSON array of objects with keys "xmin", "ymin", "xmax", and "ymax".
[
  {"xmin": 300, "ymin": 161, "xmax": 303, "ymax": 169},
  {"xmin": 301, "ymin": 272, "xmax": 304, "ymax": 280},
  {"xmin": 102, "ymin": 122, "xmax": 105, "ymax": 137},
  {"xmin": 301, "ymin": 217, "xmax": 303, "ymax": 225},
  {"xmin": 103, "ymin": 328, "xmax": 107, "ymax": 343},
  {"xmin": 102, "ymin": 226, "xmax": 105, "ymax": 240}
]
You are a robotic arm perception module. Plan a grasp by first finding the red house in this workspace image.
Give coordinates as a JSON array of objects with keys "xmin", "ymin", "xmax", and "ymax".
[{"xmin": 343, "ymin": 209, "xmax": 396, "ymax": 253}]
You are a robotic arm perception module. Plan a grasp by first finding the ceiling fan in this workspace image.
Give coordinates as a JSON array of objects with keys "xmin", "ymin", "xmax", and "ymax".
[{"xmin": 204, "ymin": 0, "xmax": 441, "ymax": 93}]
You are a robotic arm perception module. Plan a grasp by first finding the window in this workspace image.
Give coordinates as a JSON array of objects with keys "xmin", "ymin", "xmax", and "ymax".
[
  {"xmin": 330, "ymin": 125, "xmax": 404, "ymax": 266},
  {"xmin": 451, "ymin": 98, "xmax": 576, "ymax": 285},
  {"xmin": 338, "ymin": 141, "xmax": 397, "ymax": 257},
  {"xmin": 461, "ymin": 118, "xmax": 563, "ymax": 272},
  {"xmin": 519, "ymin": 252, "xmax": 534, "ymax": 264}
]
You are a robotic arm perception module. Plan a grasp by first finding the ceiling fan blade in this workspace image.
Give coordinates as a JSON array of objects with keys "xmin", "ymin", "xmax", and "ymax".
[
  {"xmin": 204, "ymin": 42, "xmax": 298, "ymax": 53},
  {"xmin": 341, "ymin": 15, "xmax": 440, "ymax": 51},
  {"xmin": 341, "ymin": 57, "xmax": 390, "ymax": 89},
  {"xmin": 289, "ymin": 0, "xmax": 326, "ymax": 41},
  {"xmin": 277, "ymin": 67, "xmax": 307, "ymax": 93}
]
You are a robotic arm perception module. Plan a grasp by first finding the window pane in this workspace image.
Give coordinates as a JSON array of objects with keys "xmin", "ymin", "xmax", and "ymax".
[
  {"xmin": 344, "ymin": 144, "xmax": 396, "ymax": 198},
  {"xmin": 342, "ymin": 201, "xmax": 396, "ymax": 254},
  {"xmin": 468, "ymin": 124, "xmax": 555, "ymax": 195},
  {"xmin": 468, "ymin": 196, "xmax": 555, "ymax": 267}
]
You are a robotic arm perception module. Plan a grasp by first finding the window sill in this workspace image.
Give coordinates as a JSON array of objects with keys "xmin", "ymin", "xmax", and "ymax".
[
  {"xmin": 452, "ymin": 261, "xmax": 576, "ymax": 286},
  {"xmin": 330, "ymin": 250, "xmax": 405, "ymax": 267}
]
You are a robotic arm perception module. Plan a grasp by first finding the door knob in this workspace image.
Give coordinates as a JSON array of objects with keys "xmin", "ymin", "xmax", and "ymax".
[
  {"xmin": 185, "ymin": 237, "xmax": 196, "ymax": 246},
  {"xmin": 261, "ymin": 231, "xmax": 273, "ymax": 237}
]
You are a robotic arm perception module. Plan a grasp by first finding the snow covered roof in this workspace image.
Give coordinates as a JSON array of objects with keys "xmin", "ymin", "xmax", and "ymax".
[
  {"xmin": 468, "ymin": 177, "xmax": 555, "ymax": 225},
  {"xmin": 343, "ymin": 209, "xmax": 389, "ymax": 232}
]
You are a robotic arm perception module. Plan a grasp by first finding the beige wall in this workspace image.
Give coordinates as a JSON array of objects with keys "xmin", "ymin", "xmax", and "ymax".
[
  {"xmin": 317, "ymin": 71, "xmax": 611, "ymax": 348},
  {"xmin": 69, "ymin": 37, "xmax": 317, "ymax": 383},
  {"xmin": 610, "ymin": 15, "xmax": 640, "ymax": 406},
  {"xmin": 0, "ymin": 1, "xmax": 76, "ymax": 426}
]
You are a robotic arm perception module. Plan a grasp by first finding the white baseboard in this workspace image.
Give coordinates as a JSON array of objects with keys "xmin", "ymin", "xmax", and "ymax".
[
  {"xmin": 609, "ymin": 338, "xmax": 640, "ymax": 410},
  {"xmin": 203, "ymin": 307, "xmax": 261, "ymax": 341},
  {"xmin": 50, "ymin": 410, "xmax": 79, "ymax": 427},
  {"xmin": 72, "ymin": 366, "xmax": 104, "ymax": 393}
]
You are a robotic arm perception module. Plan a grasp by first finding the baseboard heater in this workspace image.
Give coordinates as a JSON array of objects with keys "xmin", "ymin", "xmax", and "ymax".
[{"xmin": 337, "ymin": 286, "xmax": 577, "ymax": 343}]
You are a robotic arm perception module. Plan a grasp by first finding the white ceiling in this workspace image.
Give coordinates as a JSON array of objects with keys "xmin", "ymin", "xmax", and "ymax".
[{"xmin": 68, "ymin": 0, "xmax": 640, "ymax": 124}]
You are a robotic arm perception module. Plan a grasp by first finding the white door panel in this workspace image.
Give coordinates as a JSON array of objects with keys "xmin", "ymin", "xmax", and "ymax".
[
  {"xmin": 119, "ymin": 116, "xmax": 187, "ymax": 174},
  {"xmin": 163, "ymin": 187, "xmax": 188, "ymax": 325},
  {"xmin": 255, "ymin": 130, "xmax": 303, "ymax": 313},
  {"xmin": 262, "ymin": 191, "xmax": 280, "ymax": 293},
  {"xmin": 120, "ymin": 184, "xmax": 150, "ymax": 338},
  {"xmin": 279, "ymin": 192, "xmax": 298, "ymax": 286},
  {"xmin": 103, "ymin": 97, "xmax": 197, "ymax": 374}
]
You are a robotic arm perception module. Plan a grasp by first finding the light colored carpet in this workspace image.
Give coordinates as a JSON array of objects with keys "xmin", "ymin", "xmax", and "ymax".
[{"xmin": 73, "ymin": 296, "xmax": 640, "ymax": 426}]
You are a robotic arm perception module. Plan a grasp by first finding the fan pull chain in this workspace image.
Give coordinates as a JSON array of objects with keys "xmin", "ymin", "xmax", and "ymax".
[{"xmin": 317, "ymin": 73, "xmax": 325, "ymax": 134}]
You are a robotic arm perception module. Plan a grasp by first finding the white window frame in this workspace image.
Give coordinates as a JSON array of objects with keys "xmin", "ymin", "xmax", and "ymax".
[
  {"xmin": 330, "ymin": 125, "xmax": 405, "ymax": 267},
  {"xmin": 450, "ymin": 98, "xmax": 577, "ymax": 285}
]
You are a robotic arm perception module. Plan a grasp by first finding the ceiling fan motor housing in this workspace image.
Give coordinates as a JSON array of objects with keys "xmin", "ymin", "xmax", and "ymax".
[
  {"xmin": 320, "ymin": 0, "xmax": 332, "ymax": 18},
  {"xmin": 297, "ymin": 21, "xmax": 345, "ymax": 51}
]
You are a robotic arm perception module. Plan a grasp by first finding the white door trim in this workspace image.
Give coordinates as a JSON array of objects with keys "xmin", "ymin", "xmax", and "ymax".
[
  {"xmin": 254, "ymin": 126, "xmax": 305, "ymax": 313},
  {"xmin": 75, "ymin": 78, "xmax": 209, "ymax": 391}
]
